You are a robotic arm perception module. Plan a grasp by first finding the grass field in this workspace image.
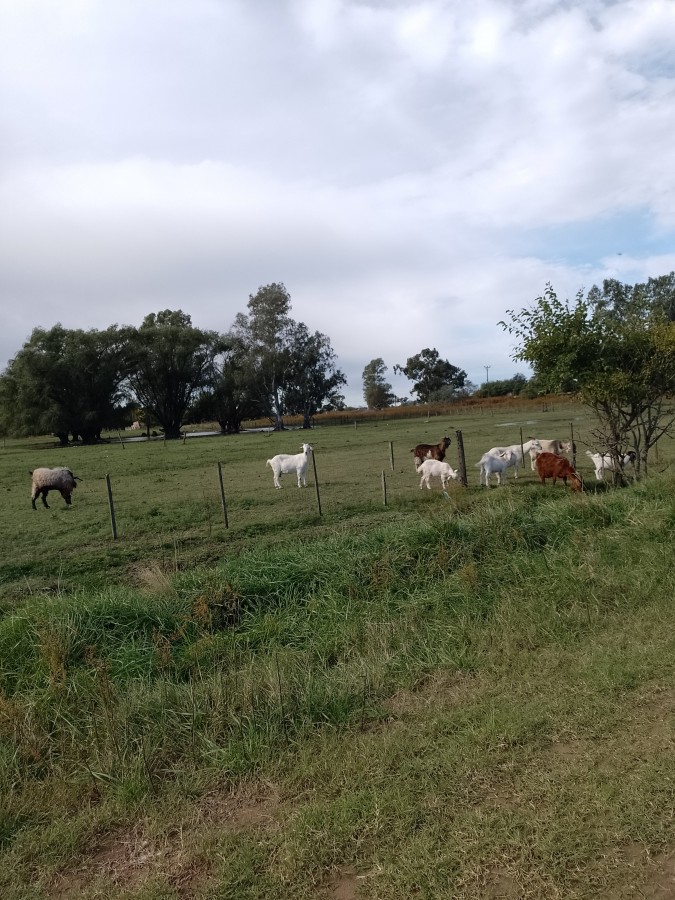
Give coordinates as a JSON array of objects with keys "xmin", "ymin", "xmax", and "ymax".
[{"xmin": 1, "ymin": 400, "xmax": 675, "ymax": 899}]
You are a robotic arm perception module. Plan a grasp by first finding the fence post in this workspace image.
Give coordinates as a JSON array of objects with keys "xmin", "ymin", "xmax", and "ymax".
[
  {"xmin": 117, "ymin": 431, "xmax": 125, "ymax": 450},
  {"xmin": 105, "ymin": 474, "xmax": 118, "ymax": 540},
  {"xmin": 570, "ymin": 421, "xmax": 576, "ymax": 468},
  {"xmin": 389, "ymin": 441, "xmax": 395, "ymax": 471},
  {"xmin": 382, "ymin": 470, "xmax": 387, "ymax": 505},
  {"xmin": 455, "ymin": 430, "xmax": 468, "ymax": 487},
  {"xmin": 311, "ymin": 451, "xmax": 322, "ymax": 516},
  {"xmin": 217, "ymin": 462, "xmax": 229, "ymax": 529},
  {"xmin": 520, "ymin": 427, "xmax": 525, "ymax": 469}
]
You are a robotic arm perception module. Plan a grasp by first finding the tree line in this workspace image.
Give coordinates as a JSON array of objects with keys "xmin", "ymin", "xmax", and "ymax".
[{"xmin": 0, "ymin": 284, "xmax": 347, "ymax": 444}]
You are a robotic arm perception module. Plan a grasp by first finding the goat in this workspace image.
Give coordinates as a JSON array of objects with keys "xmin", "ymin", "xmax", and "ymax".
[
  {"xmin": 585, "ymin": 450, "xmax": 636, "ymax": 482},
  {"xmin": 266, "ymin": 443, "xmax": 313, "ymax": 489},
  {"xmin": 129, "ymin": 420, "xmax": 142, "ymax": 430},
  {"xmin": 411, "ymin": 436, "xmax": 451, "ymax": 469},
  {"xmin": 528, "ymin": 437, "xmax": 573, "ymax": 470},
  {"xmin": 483, "ymin": 439, "xmax": 541, "ymax": 479},
  {"xmin": 30, "ymin": 467, "xmax": 81, "ymax": 509},
  {"xmin": 416, "ymin": 458, "xmax": 458, "ymax": 490},
  {"xmin": 476, "ymin": 449, "xmax": 517, "ymax": 487},
  {"xmin": 535, "ymin": 452, "xmax": 582, "ymax": 491}
]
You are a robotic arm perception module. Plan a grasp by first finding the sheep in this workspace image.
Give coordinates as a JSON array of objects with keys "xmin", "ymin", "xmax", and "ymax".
[
  {"xmin": 30, "ymin": 467, "xmax": 81, "ymax": 509},
  {"xmin": 482, "ymin": 439, "xmax": 541, "ymax": 479},
  {"xmin": 411, "ymin": 436, "xmax": 452, "ymax": 469},
  {"xmin": 266, "ymin": 443, "xmax": 313, "ymax": 489},
  {"xmin": 476, "ymin": 449, "xmax": 517, "ymax": 487},
  {"xmin": 585, "ymin": 450, "xmax": 636, "ymax": 482},
  {"xmin": 527, "ymin": 437, "xmax": 573, "ymax": 470},
  {"xmin": 416, "ymin": 458, "xmax": 458, "ymax": 490},
  {"xmin": 535, "ymin": 452, "xmax": 582, "ymax": 491}
]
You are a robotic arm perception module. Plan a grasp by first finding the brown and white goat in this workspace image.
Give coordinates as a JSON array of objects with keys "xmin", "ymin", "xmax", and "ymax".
[{"xmin": 410, "ymin": 436, "xmax": 451, "ymax": 469}]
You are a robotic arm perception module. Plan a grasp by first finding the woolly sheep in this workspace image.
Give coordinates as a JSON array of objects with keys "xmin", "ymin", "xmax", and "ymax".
[
  {"xmin": 266, "ymin": 444, "xmax": 313, "ymax": 489},
  {"xmin": 30, "ymin": 467, "xmax": 80, "ymax": 509},
  {"xmin": 416, "ymin": 458, "xmax": 458, "ymax": 490}
]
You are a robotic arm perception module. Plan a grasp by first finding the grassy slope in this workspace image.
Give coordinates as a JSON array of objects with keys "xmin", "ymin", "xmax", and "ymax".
[{"xmin": 1, "ymin": 403, "xmax": 675, "ymax": 898}]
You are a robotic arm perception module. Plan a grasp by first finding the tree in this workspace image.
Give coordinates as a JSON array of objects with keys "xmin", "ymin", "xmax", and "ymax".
[
  {"xmin": 362, "ymin": 358, "xmax": 395, "ymax": 409},
  {"xmin": 230, "ymin": 283, "xmax": 344, "ymax": 430},
  {"xmin": 191, "ymin": 334, "xmax": 258, "ymax": 434},
  {"xmin": 284, "ymin": 324, "xmax": 347, "ymax": 428},
  {"xmin": 230, "ymin": 284, "xmax": 296, "ymax": 430},
  {"xmin": 0, "ymin": 324, "xmax": 131, "ymax": 444},
  {"xmin": 500, "ymin": 283, "xmax": 675, "ymax": 478},
  {"xmin": 477, "ymin": 373, "xmax": 528, "ymax": 398},
  {"xmin": 588, "ymin": 272, "xmax": 675, "ymax": 323},
  {"xmin": 126, "ymin": 310, "xmax": 223, "ymax": 440},
  {"xmin": 394, "ymin": 348, "xmax": 467, "ymax": 403}
]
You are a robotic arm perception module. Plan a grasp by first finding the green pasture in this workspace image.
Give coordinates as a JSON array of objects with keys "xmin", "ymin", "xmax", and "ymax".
[
  {"xmin": 0, "ymin": 398, "xmax": 621, "ymax": 609},
  {"xmin": 1, "ymin": 401, "xmax": 675, "ymax": 899}
]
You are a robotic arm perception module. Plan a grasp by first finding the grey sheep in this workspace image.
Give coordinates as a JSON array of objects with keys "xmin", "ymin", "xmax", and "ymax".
[{"xmin": 30, "ymin": 467, "xmax": 81, "ymax": 509}]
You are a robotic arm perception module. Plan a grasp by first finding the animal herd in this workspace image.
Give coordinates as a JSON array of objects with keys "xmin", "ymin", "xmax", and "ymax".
[{"xmin": 28, "ymin": 433, "xmax": 638, "ymax": 509}]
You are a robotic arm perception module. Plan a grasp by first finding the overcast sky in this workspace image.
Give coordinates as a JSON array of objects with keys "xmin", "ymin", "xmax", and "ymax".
[{"xmin": 1, "ymin": 0, "xmax": 674, "ymax": 406}]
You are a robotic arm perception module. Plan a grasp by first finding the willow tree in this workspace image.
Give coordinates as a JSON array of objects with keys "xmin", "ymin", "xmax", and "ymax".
[
  {"xmin": 0, "ymin": 324, "xmax": 131, "ymax": 444},
  {"xmin": 126, "ymin": 310, "xmax": 223, "ymax": 440}
]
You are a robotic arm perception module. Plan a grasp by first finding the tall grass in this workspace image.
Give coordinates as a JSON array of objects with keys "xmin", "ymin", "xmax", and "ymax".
[{"xmin": 1, "ymin": 413, "xmax": 674, "ymax": 898}]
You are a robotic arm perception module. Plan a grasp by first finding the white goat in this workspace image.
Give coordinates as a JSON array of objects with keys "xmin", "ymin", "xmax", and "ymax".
[
  {"xmin": 585, "ymin": 450, "xmax": 636, "ymax": 482},
  {"xmin": 266, "ymin": 443, "xmax": 313, "ymax": 489},
  {"xmin": 476, "ymin": 449, "xmax": 517, "ymax": 487},
  {"xmin": 528, "ymin": 438, "xmax": 573, "ymax": 470},
  {"xmin": 416, "ymin": 458, "xmax": 458, "ymax": 490},
  {"xmin": 483, "ymin": 439, "xmax": 541, "ymax": 479}
]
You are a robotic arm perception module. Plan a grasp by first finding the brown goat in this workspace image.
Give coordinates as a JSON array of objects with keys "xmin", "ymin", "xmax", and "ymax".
[
  {"xmin": 411, "ymin": 436, "xmax": 452, "ymax": 469},
  {"xmin": 535, "ymin": 452, "xmax": 582, "ymax": 491}
]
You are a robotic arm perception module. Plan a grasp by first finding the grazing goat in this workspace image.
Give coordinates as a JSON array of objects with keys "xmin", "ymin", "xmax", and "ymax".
[
  {"xmin": 528, "ymin": 437, "xmax": 573, "ymax": 470},
  {"xmin": 476, "ymin": 449, "xmax": 517, "ymax": 487},
  {"xmin": 411, "ymin": 436, "xmax": 452, "ymax": 469},
  {"xmin": 266, "ymin": 443, "xmax": 313, "ymax": 489},
  {"xmin": 416, "ymin": 458, "xmax": 458, "ymax": 490},
  {"xmin": 129, "ymin": 420, "xmax": 142, "ymax": 430},
  {"xmin": 535, "ymin": 452, "xmax": 582, "ymax": 491},
  {"xmin": 585, "ymin": 450, "xmax": 636, "ymax": 482},
  {"xmin": 30, "ymin": 467, "xmax": 81, "ymax": 509},
  {"xmin": 483, "ymin": 439, "xmax": 541, "ymax": 479}
]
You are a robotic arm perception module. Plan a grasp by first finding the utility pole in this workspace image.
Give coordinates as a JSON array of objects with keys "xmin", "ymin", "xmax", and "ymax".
[{"xmin": 484, "ymin": 365, "xmax": 491, "ymax": 399}]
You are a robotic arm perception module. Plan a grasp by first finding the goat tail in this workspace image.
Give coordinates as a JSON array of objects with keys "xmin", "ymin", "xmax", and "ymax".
[{"xmin": 266, "ymin": 459, "xmax": 272, "ymax": 468}]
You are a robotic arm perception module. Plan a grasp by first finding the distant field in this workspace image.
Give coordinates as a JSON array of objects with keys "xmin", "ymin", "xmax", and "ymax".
[{"xmin": 2, "ymin": 401, "xmax": 675, "ymax": 899}]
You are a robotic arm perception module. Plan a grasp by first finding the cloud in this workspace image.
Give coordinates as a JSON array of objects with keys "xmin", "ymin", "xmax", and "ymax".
[{"xmin": 1, "ymin": 0, "xmax": 675, "ymax": 405}]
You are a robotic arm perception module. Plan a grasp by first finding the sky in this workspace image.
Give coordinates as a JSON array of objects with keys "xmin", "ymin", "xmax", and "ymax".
[{"xmin": 1, "ymin": 0, "xmax": 675, "ymax": 407}]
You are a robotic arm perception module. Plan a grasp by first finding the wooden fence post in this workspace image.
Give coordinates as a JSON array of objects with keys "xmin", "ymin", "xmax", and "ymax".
[
  {"xmin": 389, "ymin": 441, "xmax": 395, "ymax": 471},
  {"xmin": 570, "ymin": 421, "xmax": 576, "ymax": 468},
  {"xmin": 455, "ymin": 430, "xmax": 468, "ymax": 487},
  {"xmin": 381, "ymin": 470, "xmax": 387, "ymax": 505},
  {"xmin": 105, "ymin": 474, "xmax": 118, "ymax": 540},
  {"xmin": 520, "ymin": 427, "xmax": 525, "ymax": 469},
  {"xmin": 217, "ymin": 462, "xmax": 229, "ymax": 529},
  {"xmin": 311, "ymin": 451, "xmax": 322, "ymax": 516}
]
